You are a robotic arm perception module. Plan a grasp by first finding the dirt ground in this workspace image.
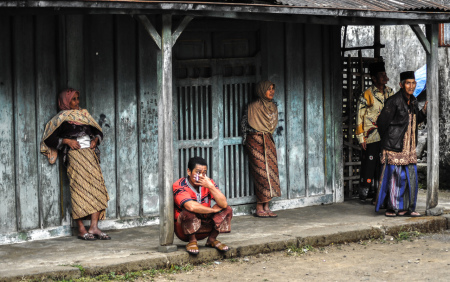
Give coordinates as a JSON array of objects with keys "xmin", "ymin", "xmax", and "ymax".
[{"xmin": 148, "ymin": 231, "xmax": 450, "ymax": 282}]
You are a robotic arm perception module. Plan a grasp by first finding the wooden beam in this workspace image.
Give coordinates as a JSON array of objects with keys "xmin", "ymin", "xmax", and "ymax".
[
  {"xmin": 410, "ymin": 24, "xmax": 431, "ymax": 54},
  {"xmin": 157, "ymin": 14, "xmax": 176, "ymax": 251},
  {"xmin": 172, "ymin": 16, "xmax": 193, "ymax": 47},
  {"xmin": 426, "ymin": 23, "xmax": 439, "ymax": 212},
  {"xmin": 135, "ymin": 15, "xmax": 161, "ymax": 50}
]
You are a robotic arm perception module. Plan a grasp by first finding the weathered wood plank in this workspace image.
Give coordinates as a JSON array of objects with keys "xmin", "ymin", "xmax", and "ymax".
[
  {"xmin": 285, "ymin": 22, "xmax": 306, "ymax": 199},
  {"xmin": 265, "ymin": 22, "xmax": 287, "ymax": 200},
  {"xmin": 135, "ymin": 15, "xmax": 161, "ymax": 50},
  {"xmin": 138, "ymin": 16, "xmax": 159, "ymax": 215},
  {"xmin": 426, "ymin": 24, "xmax": 439, "ymax": 210},
  {"xmin": 410, "ymin": 24, "xmax": 431, "ymax": 54},
  {"xmin": 35, "ymin": 15, "xmax": 61, "ymax": 228},
  {"xmin": 305, "ymin": 24, "xmax": 325, "ymax": 197},
  {"xmin": 116, "ymin": 15, "xmax": 140, "ymax": 218},
  {"xmin": 212, "ymin": 59, "xmax": 224, "ymax": 195},
  {"xmin": 84, "ymin": 15, "xmax": 116, "ymax": 218},
  {"xmin": 331, "ymin": 25, "xmax": 344, "ymax": 203},
  {"xmin": 172, "ymin": 16, "xmax": 193, "ymax": 47},
  {"xmin": 158, "ymin": 14, "xmax": 175, "ymax": 246},
  {"xmin": 0, "ymin": 15, "xmax": 17, "ymax": 233},
  {"xmin": 64, "ymin": 15, "xmax": 85, "ymax": 222},
  {"xmin": 13, "ymin": 15, "xmax": 39, "ymax": 230},
  {"xmin": 323, "ymin": 25, "xmax": 334, "ymax": 196}
]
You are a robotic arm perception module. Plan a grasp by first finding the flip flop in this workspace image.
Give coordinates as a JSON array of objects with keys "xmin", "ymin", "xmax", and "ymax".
[
  {"xmin": 266, "ymin": 210, "xmax": 278, "ymax": 218},
  {"xmin": 77, "ymin": 233, "xmax": 97, "ymax": 241},
  {"xmin": 385, "ymin": 210, "xmax": 397, "ymax": 217},
  {"xmin": 404, "ymin": 211, "xmax": 422, "ymax": 217},
  {"xmin": 91, "ymin": 232, "xmax": 111, "ymax": 240},
  {"xmin": 205, "ymin": 240, "xmax": 229, "ymax": 252},
  {"xmin": 186, "ymin": 241, "xmax": 199, "ymax": 255},
  {"xmin": 254, "ymin": 210, "xmax": 270, "ymax": 218}
]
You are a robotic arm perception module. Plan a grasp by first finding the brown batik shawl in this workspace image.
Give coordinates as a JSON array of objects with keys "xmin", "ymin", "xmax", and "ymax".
[
  {"xmin": 245, "ymin": 132, "xmax": 281, "ymax": 203},
  {"xmin": 381, "ymin": 113, "xmax": 417, "ymax": 166}
]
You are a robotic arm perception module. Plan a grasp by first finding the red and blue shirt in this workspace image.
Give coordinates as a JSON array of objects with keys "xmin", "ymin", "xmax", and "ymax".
[{"xmin": 173, "ymin": 177, "xmax": 217, "ymax": 220}]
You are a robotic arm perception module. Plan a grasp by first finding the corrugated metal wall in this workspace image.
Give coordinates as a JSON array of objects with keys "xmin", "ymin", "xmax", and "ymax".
[{"xmin": 0, "ymin": 15, "xmax": 343, "ymax": 243}]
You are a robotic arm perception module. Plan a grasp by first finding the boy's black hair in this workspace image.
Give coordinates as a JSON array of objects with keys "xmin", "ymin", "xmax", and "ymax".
[{"xmin": 187, "ymin": 156, "xmax": 208, "ymax": 171}]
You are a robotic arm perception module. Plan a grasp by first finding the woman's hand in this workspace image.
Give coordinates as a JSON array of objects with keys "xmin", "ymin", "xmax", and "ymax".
[
  {"xmin": 63, "ymin": 139, "xmax": 81, "ymax": 150},
  {"xmin": 90, "ymin": 137, "xmax": 99, "ymax": 149}
]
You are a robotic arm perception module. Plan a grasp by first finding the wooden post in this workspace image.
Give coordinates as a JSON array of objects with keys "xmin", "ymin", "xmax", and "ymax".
[
  {"xmin": 374, "ymin": 25, "xmax": 380, "ymax": 58},
  {"xmin": 425, "ymin": 24, "xmax": 440, "ymax": 214},
  {"xmin": 157, "ymin": 14, "xmax": 177, "ymax": 252}
]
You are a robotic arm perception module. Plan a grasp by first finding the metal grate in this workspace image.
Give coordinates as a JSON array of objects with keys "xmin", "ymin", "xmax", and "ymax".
[
  {"xmin": 223, "ymin": 82, "xmax": 254, "ymax": 138},
  {"xmin": 177, "ymin": 84, "xmax": 213, "ymax": 141},
  {"xmin": 223, "ymin": 144, "xmax": 254, "ymax": 199}
]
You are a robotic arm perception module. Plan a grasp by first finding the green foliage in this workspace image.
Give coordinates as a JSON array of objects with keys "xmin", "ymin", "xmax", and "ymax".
[
  {"xmin": 286, "ymin": 244, "xmax": 315, "ymax": 255},
  {"xmin": 395, "ymin": 231, "xmax": 421, "ymax": 242},
  {"xmin": 50, "ymin": 263, "xmax": 194, "ymax": 282}
]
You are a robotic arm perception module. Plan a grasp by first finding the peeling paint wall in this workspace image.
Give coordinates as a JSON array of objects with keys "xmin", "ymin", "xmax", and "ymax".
[{"xmin": 344, "ymin": 24, "xmax": 450, "ymax": 189}]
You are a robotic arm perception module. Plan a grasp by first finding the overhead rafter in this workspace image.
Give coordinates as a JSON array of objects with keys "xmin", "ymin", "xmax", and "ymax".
[
  {"xmin": 410, "ymin": 24, "xmax": 431, "ymax": 54},
  {"xmin": 134, "ymin": 15, "xmax": 194, "ymax": 50}
]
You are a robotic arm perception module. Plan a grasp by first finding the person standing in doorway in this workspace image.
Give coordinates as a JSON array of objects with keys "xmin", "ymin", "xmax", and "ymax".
[
  {"xmin": 376, "ymin": 71, "xmax": 427, "ymax": 217},
  {"xmin": 241, "ymin": 81, "xmax": 281, "ymax": 218},
  {"xmin": 355, "ymin": 61, "xmax": 394, "ymax": 202}
]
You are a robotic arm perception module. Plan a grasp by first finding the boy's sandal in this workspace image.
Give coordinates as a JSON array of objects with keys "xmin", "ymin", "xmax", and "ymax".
[
  {"xmin": 205, "ymin": 240, "xmax": 229, "ymax": 252},
  {"xmin": 77, "ymin": 233, "xmax": 97, "ymax": 241},
  {"xmin": 186, "ymin": 241, "xmax": 199, "ymax": 255},
  {"xmin": 92, "ymin": 232, "xmax": 111, "ymax": 240}
]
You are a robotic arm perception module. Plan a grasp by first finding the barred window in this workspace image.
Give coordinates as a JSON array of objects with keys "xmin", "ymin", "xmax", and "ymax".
[{"xmin": 439, "ymin": 23, "xmax": 450, "ymax": 47}]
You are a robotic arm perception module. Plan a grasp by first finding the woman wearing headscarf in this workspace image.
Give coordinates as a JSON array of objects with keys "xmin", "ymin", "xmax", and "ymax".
[
  {"xmin": 241, "ymin": 81, "xmax": 281, "ymax": 218},
  {"xmin": 40, "ymin": 89, "xmax": 111, "ymax": 240}
]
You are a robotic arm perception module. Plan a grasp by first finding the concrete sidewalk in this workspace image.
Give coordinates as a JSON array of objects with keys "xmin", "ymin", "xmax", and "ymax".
[{"xmin": 1, "ymin": 193, "xmax": 450, "ymax": 281}]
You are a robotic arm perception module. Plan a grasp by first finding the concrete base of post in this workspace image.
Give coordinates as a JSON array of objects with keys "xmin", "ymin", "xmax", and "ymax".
[
  {"xmin": 158, "ymin": 245, "xmax": 178, "ymax": 253},
  {"xmin": 426, "ymin": 206, "xmax": 444, "ymax": 216}
]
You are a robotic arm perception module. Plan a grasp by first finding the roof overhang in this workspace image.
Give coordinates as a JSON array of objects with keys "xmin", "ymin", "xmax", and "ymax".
[{"xmin": 1, "ymin": 1, "xmax": 450, "ymax": 25}]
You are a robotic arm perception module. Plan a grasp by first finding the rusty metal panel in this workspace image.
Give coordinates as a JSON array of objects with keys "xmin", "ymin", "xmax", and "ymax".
[{"xmin": 276, "ymin": 0, "xmax": 450, "ymax": 11}]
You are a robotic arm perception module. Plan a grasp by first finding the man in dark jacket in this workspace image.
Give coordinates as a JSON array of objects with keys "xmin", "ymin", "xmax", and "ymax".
[{"xmin": 375, "ymin": 71, "xmax": 428, "ymax": 217}]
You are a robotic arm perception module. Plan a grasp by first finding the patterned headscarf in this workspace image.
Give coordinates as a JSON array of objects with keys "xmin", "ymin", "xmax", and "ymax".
[
  {"xmin": 247, "ymin": 81, "xmax": 278, "ymax": 134},
  {"xmin": 58, "ymin": 88, "xmax": 79, "ymax": 111}
]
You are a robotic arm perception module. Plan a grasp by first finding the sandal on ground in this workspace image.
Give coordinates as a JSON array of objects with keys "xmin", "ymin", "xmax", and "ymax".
[
  {"xmin": 385, "ymin": 210, "xmax": 397, "ymax": 217},
  {"xmin": 186, "ymin": 241, "xmax": 199, "ymax": 255},
  {"xmin": 205, "ymin": 240, "xmax": 229, "ymax": 252},
  {"xmin": 404, "ymin": 211, "xmax": 422, "ymax": 217},
  {"xmin": 91, "ymin": 232, "xmax": 111, "ymax": 240},
  {"xmin": 254, "ymin": 210, "xmax": 270, "ymax": 218},
  {"xmin": 266, "ymin": 210, "xmax": 278, "ymax": 218},
  {"xmin": 77, "ymin": 233, "xmax": 97, "ymax": 241}
]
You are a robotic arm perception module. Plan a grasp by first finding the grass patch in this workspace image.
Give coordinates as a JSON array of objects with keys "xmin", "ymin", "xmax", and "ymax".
[
  {"xmin": 287, "ymin": 244, "xmax": 315, "ymax": 255},
  {"xmin": 52, "ymin": 264, "xmax": 194, "ymax": 282},
  {"xmin": 395, "ymin": 231, "xmax": 422, "ymax": 242}
]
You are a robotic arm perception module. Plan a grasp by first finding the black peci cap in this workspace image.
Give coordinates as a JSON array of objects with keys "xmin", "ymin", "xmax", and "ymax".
[{"xmin": 400, "ymin": 71, "xmax": 415, "ymax": 81}]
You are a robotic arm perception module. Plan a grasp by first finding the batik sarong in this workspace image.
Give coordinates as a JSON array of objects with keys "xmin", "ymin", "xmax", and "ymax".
[
  {"xmin": 67, "ymin": 148, "xmax": 109, "ymax": 219},
  {"xmin": 375, "ymin": 163, "xmax": 418, "ymax": 212},
  {"xmin": 245, "ymin": 132, "xmax": 281, "ymax": 203},
  {"xmin": 174, "ymin": 206, "xmax": 233, "ymax": 242}
]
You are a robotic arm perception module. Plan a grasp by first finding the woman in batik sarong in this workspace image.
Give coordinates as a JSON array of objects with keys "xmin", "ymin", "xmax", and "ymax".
[
  {"xmin": 241, "ymin": 81, "xmax": 281, "ymax": 218},
  {"xmin": 40, "ymin": 89, "xmax": 111, "ymax": 240}
]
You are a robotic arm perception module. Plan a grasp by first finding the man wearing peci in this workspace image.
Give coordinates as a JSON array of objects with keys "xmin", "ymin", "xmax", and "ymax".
[{"xmin": 355, "ymin": 61, "xmax": 395, "ymax": 202}]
